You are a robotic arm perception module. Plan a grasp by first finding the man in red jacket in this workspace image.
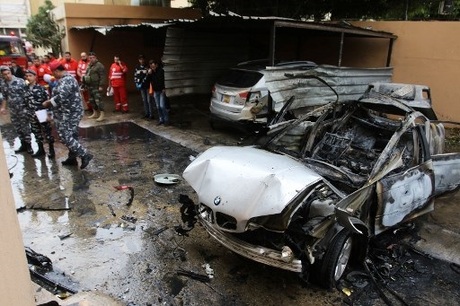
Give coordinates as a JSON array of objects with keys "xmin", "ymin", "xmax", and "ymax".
[
  {"xmin": 30, "ymin": 57, "xmax": 52, "ymax": 87},
  {"xmin": 60, "ymin": 51, "xmax": 78, "ymax": 79},
  {"xmin": 108, "ymin": 55, "xmax": 129, "ymax": 113}
]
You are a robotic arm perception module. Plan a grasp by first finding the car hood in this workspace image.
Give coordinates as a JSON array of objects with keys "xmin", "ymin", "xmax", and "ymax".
[{"xmin": 183, "ymin": 146, "xmax": 322, "ymax": 230}]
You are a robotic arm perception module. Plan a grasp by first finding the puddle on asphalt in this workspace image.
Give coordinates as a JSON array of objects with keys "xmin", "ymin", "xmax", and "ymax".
[{"xmin": 2, "ymin": 122, "xmax": 200, "ymax": 301}]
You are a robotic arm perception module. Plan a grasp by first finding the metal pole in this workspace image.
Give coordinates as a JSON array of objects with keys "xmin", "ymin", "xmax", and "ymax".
[
  {"xmin": 338, "ymin": 32, "xmax": 344, "ymax": 67},
  {"xmin": 269, "ymin": 23, "xmax": 276, "ymax": 66}
]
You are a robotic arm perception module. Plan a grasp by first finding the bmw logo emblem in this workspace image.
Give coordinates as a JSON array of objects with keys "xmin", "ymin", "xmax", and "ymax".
[{"xmin": 214, "ymin": 196, "xmax": 221, "ymax": 206}]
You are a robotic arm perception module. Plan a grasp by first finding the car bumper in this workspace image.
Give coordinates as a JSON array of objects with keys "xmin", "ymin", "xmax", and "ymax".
[
  {"xmin": 210, "ymin": 100, "xmax": 268, "ymax": 123},
  {"xmin": 209, "ymin": 101, "xmax": 246, "ymax": 122},
  {"xmin": 200, "ymin": 218, "xmax": 303, "ymax": 273}
]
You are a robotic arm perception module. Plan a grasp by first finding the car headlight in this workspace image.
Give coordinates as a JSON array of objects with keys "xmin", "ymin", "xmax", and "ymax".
[{"xmin": 281, "ymin": 246, "xmax": 294, "ymax": 262}]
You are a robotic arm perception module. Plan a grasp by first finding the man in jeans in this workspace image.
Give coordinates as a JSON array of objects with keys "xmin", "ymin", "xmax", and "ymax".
[
  {"xmin": 147, "ymin": 60, "xmax": 169, "ymax": 125},
  {"xmin": 133, "ymin": 55, "xmax": 151, "ymax": 118}
]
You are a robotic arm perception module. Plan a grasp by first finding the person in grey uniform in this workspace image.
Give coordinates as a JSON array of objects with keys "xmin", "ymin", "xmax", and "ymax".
[
  {"xmin": 0, "ymin": 66, "xmax": 33, "ymax": 154},
  {"xmin": 43, "ymin": 63, "xmax": 93, "ymax": 169},
  {"xmin": 24, "ymin": 69, "xmax": 55, "ymax": 158}
]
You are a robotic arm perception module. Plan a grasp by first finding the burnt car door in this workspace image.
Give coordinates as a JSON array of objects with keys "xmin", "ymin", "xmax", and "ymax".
[
  {"xmin": 432, "ymin": 153, "xmax": 460, "ymax": 195},
  {"xmin": 373, "ymin": 114, "xmax": 436, "ymax": 235}
]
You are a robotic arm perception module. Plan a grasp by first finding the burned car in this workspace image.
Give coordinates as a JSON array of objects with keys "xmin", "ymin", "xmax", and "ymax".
[{"xmin": 183, "ymin": 82, "xmax": 460, "ymax": 288}]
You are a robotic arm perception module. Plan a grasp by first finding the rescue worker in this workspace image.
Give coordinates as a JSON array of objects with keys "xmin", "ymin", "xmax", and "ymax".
[
  {"xmin": 60, "ymin": 51, "xmax": 78, "ymax": 79},
  {"xmin": 77, "ymin": 52, "xmax": 91, "ymax": 111},
  {"xmin": 0, "ymin": 66, "xmax": 33, "ymax": 154},
  {"xmin": 109, "ymin": 55, "xmax": 129, "ymax": 113},
  {"xmin": 43, "ymin": 62, "xmax": 93, "ymax": 169},
  {"xmin": 83, "ymin": 52, "xmax": 106, "ymax": 121},
  {"xmin": 31, "ymin": 57, "xmax": 52, "ymax": 88},
  {"xmin": 24, "ymin": 69, "xmax": 55, "ymax": 158},
  {"xmin": 44, "ymin": 52, "xmax": 60, "ymax": 70}
]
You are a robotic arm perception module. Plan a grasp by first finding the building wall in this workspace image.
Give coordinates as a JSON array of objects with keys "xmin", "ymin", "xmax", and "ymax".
[
  {"xmin": 353, "ymin": 21, "xmax": 460, "ymax": 122},
  {"xmin": 29, "ymin": 0, "xmax": 104, "ymax": 16},
  {"xmin": 0, "ymin": 133, "xmax": 35, "ymax": 306}
]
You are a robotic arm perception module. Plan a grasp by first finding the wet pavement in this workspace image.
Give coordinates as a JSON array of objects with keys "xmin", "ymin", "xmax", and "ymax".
[{"xmin": 1, "ymin": 95, "xmax": 460, "ymax": 305}]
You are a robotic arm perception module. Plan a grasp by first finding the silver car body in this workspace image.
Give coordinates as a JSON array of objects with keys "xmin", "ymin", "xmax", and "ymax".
[
  {"xmin": 210, "ymin": 68, "xmax": 269, "ymax": 123},
  {"xmin": 184, "ymin": 85, "xmax": 460, "ymax": 278}
]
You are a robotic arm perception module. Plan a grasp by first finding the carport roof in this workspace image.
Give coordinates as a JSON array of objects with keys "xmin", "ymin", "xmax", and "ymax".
[{"xmin": 71, "ymin": 14, "xmax": 396, "ymax": 40}]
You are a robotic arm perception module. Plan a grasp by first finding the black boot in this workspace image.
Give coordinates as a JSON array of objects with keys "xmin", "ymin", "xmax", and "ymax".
[
  {"xmin": 32, "ymin": 143, "xmax": 45, "ymax": 158},
  {"xmin": 14, "ymin": 141, "xmax": 27, "ymax": 153},
  {"xmin": 80, "ymin": 153, "xmax": 93, "ymax": 169},
  {"xmin": 48, "ymin": 143, "xmax": 55, "ymax": 158},
  {"xmin": 26, "ymin": 142, "xmax": 33, "ymax": 155},
  {"xmin": 61, "ymin": 153, "xmax": 78, "ymax": 166}
]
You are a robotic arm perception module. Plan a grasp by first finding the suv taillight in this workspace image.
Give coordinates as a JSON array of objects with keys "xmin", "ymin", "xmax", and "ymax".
[{"xmin": 238, "ymin": 91, "xmax": 248, "ymax": 100}]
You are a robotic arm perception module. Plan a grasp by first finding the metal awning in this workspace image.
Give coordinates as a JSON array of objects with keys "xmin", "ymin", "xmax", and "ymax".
[{"xmin": 71, "ymin": 20, "xmax": 191, "ymax": 35}]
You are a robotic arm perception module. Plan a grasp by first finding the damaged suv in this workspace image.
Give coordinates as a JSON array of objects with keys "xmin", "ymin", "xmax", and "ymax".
[{"xmin": 183, "ymin": 82, "xmax": 460, "ymax": 288}]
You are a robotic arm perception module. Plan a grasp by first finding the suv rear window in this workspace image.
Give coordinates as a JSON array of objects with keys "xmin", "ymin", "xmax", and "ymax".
[{"xmin": 217, "ymin": 69, "xmax": 263, "ymax": 87}]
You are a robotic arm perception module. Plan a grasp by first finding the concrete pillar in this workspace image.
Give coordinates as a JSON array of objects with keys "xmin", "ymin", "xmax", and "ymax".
[{"xmin": 0, "ymin": 133, "xmax": 35, "ymax": 306}]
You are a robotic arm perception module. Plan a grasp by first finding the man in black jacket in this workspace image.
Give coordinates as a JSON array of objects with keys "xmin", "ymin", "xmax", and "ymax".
[{"xmin": 147, "ymin": 60, "xmax": 169, "ymax": 125}]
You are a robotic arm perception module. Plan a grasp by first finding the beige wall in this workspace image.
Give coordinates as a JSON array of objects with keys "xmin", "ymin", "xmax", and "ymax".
[
  {"xmin": 0, "ymin": 134, "xmax": 35, "ymax": 306},
  {"xmin": 30, "ymin": 0, "xmax": 104, "ymax": 16},
  {"xmin": 353, "ymin": 21, "xmax": 460, "ymax": 122}
]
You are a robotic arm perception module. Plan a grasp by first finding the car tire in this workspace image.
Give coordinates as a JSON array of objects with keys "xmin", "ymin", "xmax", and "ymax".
[{"xmin": 316, "ymin": 229, "xmax": 353, "ymax": 288}]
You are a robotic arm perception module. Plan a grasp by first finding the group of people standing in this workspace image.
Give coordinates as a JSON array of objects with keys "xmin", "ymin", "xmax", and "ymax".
[
  {"xmin": 133, "ymin": 55, "xmax": 169, "ymax": 125},
  {"xmin": 0, "ymin": 51, "xmax": 170, "ymax": 171},
  {"xmin": 81, "ymin": 53, "xmax": 169, "ymax": 126},
  {"xmin": 0, "ymin": 51, "xmax": 94, "ymax": 170}
]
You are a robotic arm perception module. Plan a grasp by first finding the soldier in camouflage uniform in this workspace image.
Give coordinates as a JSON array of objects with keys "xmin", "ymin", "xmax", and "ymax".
[
  {"xmin": 83, "ymin": 52, "xmax": 107, "ymax": 122},
  {"xmin": 24, "ymin": 69, "xmax": 55, "ymax": 158},
  {"xmin": 43, "ymin": 63, "xmax": 93, "ymax": 169},
  {"xmin": 0, "ymin": 66, "xmax": 33, "ymax": 154}
]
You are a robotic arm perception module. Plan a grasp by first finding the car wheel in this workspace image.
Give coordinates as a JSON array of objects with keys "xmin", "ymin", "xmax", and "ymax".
[{"xmin": 317, "ymin": 229, "xmax": 353, "ymax": 288}]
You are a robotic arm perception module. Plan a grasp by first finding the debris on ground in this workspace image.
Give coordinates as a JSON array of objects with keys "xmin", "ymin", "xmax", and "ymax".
[
  {"xmin": 174, "ymin": 194, "xmax": 198, "ymax": 236},
  {"xmin": 113, "ymin": 185, "xmax": 135, "ymax": 206},
  {"xmin": 121, "ymin": 215, "xmax": 138, "ymax": 224},
  {"xmin": 26, "ymin": 247, "xmax": 77, "ymax": 296},
  {"xmin": 154, "ymin": 173, "xmax": 181, "ymax": 185},
  {"xmin": 58, "ymin": 233, "xmax": 72, "ymax": 240},
  {"xmin": 341, "ymin": 224, "xmax": 426, "ymax": 306},
  {"xmin": 152, "ymin": 226, "xmax": 168, "ymax": 235},
  {"xmin": 25, "ymin": 247, "xmax": 52, "ymax": 271},
  {"xmin": 202, "ymin": 263, "xmax": 214, "ymax": 279},
  {"xmin": 179, "ymin": 194, "xmax": 197, "ymax": 229},
  {"xmin": 177, "ymin": 268, "xmax": 211, "ymax": 283}
]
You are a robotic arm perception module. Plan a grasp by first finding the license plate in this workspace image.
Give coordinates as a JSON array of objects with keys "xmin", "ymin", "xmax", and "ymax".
[{"xmin": 222, "ymin": 95, "xmax": 230, "ymax": 103}]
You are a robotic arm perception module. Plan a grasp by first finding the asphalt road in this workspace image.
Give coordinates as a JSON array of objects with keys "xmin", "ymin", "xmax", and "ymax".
[{"xmin": 1, "ymin": 98, "xmax": 460, "ymax": 305}]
